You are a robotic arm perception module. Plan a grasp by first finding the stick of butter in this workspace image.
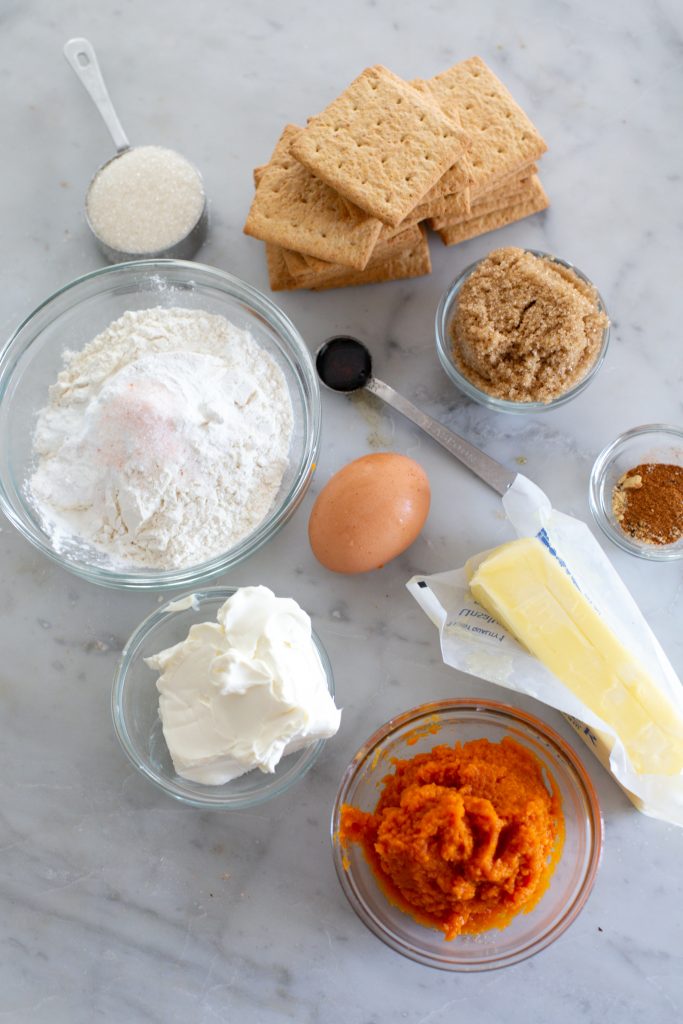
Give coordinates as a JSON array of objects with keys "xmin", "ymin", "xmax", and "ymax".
[{"xmin": 467, "ymin": 537, "xmax": 683, "ymax": 777}]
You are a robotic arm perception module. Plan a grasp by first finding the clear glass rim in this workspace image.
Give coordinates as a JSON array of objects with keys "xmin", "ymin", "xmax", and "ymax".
[
  {"xmin": 331, "ymin": 698, "xmax": 603, "ymax": 972},
  {"xmin": 0, "ymin": 259, "xmax": 321, "ymax": 589},
  {"xmin": 112, "ymin": 586, "xmax": 335, "ymax": 809},
  {"xmin": 434, "ymin": 249, "xmax": 611, "ymax": 414},
  {"xmin": 588, "ymin": 423, "xmax": 683, "ymax": 561}
]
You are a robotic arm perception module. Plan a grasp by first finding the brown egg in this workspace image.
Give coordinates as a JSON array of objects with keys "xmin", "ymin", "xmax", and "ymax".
[{"xmin": 308, "ymin": 453, "xmax": 430, "ymax": 574}]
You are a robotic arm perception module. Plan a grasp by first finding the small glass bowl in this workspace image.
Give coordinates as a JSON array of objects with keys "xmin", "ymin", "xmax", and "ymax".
[
  {"xmin": 0, "ymin": 260, "xmax": 320, "ymax": 589},
  {"xmin": 331, "ymin": 699, "xmax": 602, "ymax": 972},
  {"xmin": 112, "ymin": 587, "xmax": 335, "ymax": 809},
  {"xmin": 589, "ymin": 424, "xmax": 683, "ymax": 561},
  {"xmin": 435, "ymin": 250, "xmax": 610, "ymax": 414}
]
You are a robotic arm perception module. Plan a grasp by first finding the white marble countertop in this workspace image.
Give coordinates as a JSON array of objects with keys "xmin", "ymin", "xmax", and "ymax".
[{"xmin": 2, "ymin": 1, "xmax": 683, "ymax": 1021}]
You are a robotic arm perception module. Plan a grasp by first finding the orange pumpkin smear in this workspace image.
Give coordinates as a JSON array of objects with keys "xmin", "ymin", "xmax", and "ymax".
[{"xmin": 339, "ymin": 737, "xmax": 564, "ymax": 939}]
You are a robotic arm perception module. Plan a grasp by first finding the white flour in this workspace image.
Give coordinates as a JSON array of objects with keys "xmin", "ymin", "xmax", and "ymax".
[{"xmin": 28, "ymin": 307, "xmax": 293, "ymax": 570}]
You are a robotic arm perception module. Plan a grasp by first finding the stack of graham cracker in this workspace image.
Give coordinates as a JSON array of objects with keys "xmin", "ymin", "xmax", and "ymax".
[{"xmin": 244, "ymin": 58, "xmax": 548, "ymax": 292}]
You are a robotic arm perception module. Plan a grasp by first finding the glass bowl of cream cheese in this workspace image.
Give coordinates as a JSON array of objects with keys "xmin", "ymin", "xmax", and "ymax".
[
  {"xmin": 0, "ymin": 260, "xmax": 320, "ymax": 589},
  {"xmin": 112, "ymin": 586, "xmax": 340, "ymax": 808},
  {"xmin": 589, "ymin": 424, "xmax": 683, "ymax": 561}
]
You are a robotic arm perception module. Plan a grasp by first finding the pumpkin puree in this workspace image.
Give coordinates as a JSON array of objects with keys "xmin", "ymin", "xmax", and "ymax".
[{"xmin": 340, "ymin": 737, "xmax": 563, "ymax": 939}]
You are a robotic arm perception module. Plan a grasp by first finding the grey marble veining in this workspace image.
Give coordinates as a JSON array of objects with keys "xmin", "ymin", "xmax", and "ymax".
[{"xmin": 1, "ymin": 1, "xmax": 683, "ymax": 1021}]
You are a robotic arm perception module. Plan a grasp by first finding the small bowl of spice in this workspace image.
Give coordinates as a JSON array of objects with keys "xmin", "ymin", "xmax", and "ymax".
[
  {"xmin": 332, "ymin": 699, "xmax": 602, "ymax": 971},
  {"xmin": 435, "ymin": 248, "xmax": 610, "ymax": 413},
  {"xmin": 589, "ymin": 424, "xmax": 683, "ymax": 561}
]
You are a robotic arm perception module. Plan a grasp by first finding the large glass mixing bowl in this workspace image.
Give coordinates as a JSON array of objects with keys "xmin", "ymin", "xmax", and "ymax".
[{"xmin": 0, "ymin": 260, "xmax": 320, "ymax": 589}]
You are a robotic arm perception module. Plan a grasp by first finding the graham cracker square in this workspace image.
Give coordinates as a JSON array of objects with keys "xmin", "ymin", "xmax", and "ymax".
[
  {"xmin": 423, "ymin": 57, "xmax": 547, "ymax": 192},
  {"xmin": 411, "ymin": 78, "xmax": 474, "ymax": 208},
  {"xmin": 471, "ymin": 162, "xmax": 537, "ymax": 198},
  {"xmin": 281, "ymin": 247, "xmax": 332, "ymax": 277},
  {"xmin": 290, "ymin": 65, "xmax": 471, "ymax": 227},
  {"xmin": 429, "ymin": 172, "xmax": 535, "ymax": 231},
  {"xmin": 283, "ymin": 220, "xmax": 423, "ymax": 279},
  {"xmin": 266, "ymin": 225, "xmax": 429, "ymax": 291},
  {"xmin": 244, "ymin": 124, "xmax": 383, "ymax": 270},
  {"xmin": 436, "ymin": 175, "xmax": 549, "ymax": 246},
  {"xmin": 312, "ymin": 227, "xmax": 432, "ymax": 290}
]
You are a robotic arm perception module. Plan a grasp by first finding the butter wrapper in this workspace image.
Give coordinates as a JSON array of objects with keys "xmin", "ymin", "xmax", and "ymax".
[{"xmin": 407, "ymin": 474, "xmax": 683, "ymax": 827}]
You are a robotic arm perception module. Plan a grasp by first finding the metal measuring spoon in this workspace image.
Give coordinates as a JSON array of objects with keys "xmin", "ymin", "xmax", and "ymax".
[
  {"xmin": 315, "ymin": 336, "xmax": 517, "ymax": 496},
  {"xmin": 63, "ymin": 37, "xmax": 208, "ymax": 263}
]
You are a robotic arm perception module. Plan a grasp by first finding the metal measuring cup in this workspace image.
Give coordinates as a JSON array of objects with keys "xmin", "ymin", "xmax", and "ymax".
[{"xmin": 63, "ymin": 37, "xmax": 208, "ymax": 263}]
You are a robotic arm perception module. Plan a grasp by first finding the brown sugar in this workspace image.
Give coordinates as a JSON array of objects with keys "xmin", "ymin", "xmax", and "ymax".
[
  {"xmin": 612, "ymin": 463, "xmax": 683, "ymax": 545},
  {"xmin": 449, "ymin": 247, "xmax": 609, "ymax": 403}
]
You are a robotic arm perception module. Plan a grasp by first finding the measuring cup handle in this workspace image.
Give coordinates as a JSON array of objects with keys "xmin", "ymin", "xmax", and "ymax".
[
  {"xmin": 365, "ymin": 377, "xmax": 517, "ymax": 497},
  {"xmin": 63, "ymin": 37, "xmax": 130, "ymax": 153}
]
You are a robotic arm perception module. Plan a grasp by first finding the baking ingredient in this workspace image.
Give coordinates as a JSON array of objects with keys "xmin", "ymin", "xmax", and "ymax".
[
  {"xmin": 290, "ymin": 65, "xmax": 471, "ymax": 228},
  {"xmin": 612, "ymin": 463, "xmax": 683, "ymax": 546},
  {"xmin": 268, "ymin": 225, "xmax": 432, "ymax": 292},
  {"xmin": 146, "ymin": 586, "xmax": 341, "ymax": 785},
  {"xmin": 340, "ymin": 737, "xmax": 563, "ymax": 938},
  {"xmin": 436, "ymin": 177, "xmax": 549, "ymax": 247},
  {"xmin": 308, "ymin": 453, "xmax": 430, "ymax": 573},
  {"xmin": 28, "ymin": 307, "xmax": 293, "ymax": 570},
  {"xmin": 418, "ymin": 56, "xmax": 547, "ymax": 196},
  {"xmin": 87, "ymin": 146, "xmax": 204, "ymax": 254},
  {"xmin": 468, "ymin": 537, "xmax": 683, "ymax": 774},
  {"xmin": 247, "ymin": 58, "xmax": 549, "ymax": 292},
  {"xmin": 428, "ymin": 168, "xmax": 538, "ymax": 232},
  {"xmin": 450, "ymin": 248, "xmax": 608, "ymax": 403},
  {"xmin": 245, "ymin": 124, "xmax": 383, "ymax": 271}
]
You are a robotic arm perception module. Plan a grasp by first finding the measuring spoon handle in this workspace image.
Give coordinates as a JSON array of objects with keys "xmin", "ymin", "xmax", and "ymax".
[
  {"xmin": 63, "ymin": 37, "xmax": 130, "ymax": 153},
  {"xmin": 365, "ymin": 377, "xmax": 517, "ymax": 497}
]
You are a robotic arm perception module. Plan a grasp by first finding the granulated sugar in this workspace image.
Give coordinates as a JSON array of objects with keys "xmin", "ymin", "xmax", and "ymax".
[{"xmin": 86, "ymin": 146, "xmax": 205, "ymax": 254}]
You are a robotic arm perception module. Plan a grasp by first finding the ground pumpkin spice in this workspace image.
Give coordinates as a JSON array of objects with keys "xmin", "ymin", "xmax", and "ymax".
[
  {"xmin": 339, "ymin": 737, "xmax": 563, "ymax": 939},
  {"xmin": 612, "ymin": 463, "xmax": 683, "ymax": 545}
]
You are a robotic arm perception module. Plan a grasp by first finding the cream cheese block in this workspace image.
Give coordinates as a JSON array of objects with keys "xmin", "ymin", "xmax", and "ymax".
[
  {"xmin": 146, "ymin": 586, "xmax": 341, "ymax": 785},
  {"xmin": 468, "ymin": 537, "xmax": 683, "ymax": 776}
]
